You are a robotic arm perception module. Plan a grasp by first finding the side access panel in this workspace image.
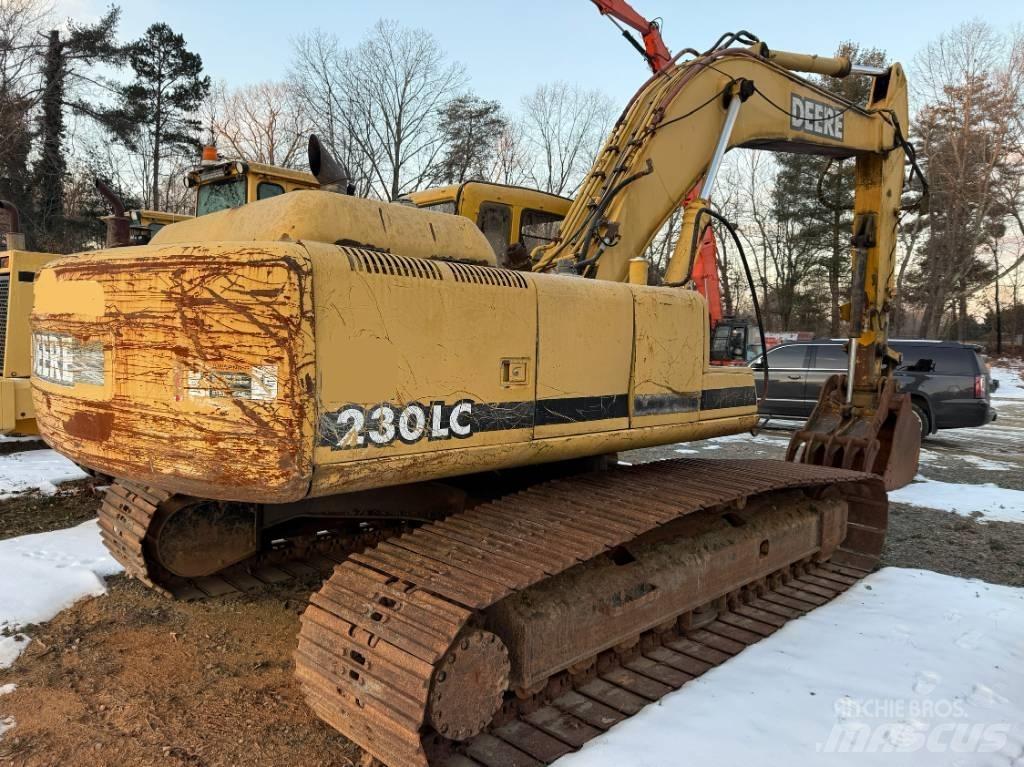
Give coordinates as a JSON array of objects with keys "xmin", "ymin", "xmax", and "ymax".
[
  {"xmin": 310, "ymin": 245, "xmax": 538, "ymax": 495},
  {"xmin": 534, "ymin": 276, "xmax": 633, "ymax": 438},
  {"xmin": 630, "ymin": 287, "xmax": 705, "ymax": 428}
]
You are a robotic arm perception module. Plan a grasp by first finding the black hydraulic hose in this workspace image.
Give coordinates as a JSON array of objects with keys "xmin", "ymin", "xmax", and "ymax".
[
  {"xmin": 573, "ymin": 160, "xmax": 655, "ymax": 274},
  {"xmin": 667, "ymin": 207, "xmax": 769, "ymax": 400}
]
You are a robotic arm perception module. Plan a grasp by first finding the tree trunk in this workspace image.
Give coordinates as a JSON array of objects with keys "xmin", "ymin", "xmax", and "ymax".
[{"xmin": 36, "ymin": 30, "xmax": 66, "ymax": 239}]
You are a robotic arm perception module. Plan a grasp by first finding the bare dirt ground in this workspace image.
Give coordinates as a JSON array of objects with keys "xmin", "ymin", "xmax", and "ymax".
[
  {"xmin": 0, "ymin": 576, "xmax": 359, "ymax": 767},
  {"xmin": 1, "ymin": 369, "xmax": 1022, "ymax": 765}
]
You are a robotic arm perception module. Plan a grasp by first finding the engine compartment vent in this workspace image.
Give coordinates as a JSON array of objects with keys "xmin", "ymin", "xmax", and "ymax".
[
  {"xmin": 344, "ymin": 248, "xmax": 442, "ymax": 281},
  {"xmin": 447, "ymin": 262, "xmax": 529, "ymax": 289}
]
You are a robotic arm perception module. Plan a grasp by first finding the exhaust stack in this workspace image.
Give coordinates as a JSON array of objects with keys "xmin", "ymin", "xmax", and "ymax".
[
  {"xmin": 308, "ymin": 135, "xmax": 355, "ymax": 195},
  {"xmin": 0, "ymin": 200, "xmax": 25, "ymax": 250},
  {"xmin": 95, "ymin": 179, "xmax": 131, "ymax": 248}
]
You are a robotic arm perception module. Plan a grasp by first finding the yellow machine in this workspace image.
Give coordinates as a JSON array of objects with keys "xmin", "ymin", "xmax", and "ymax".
[
  {"xmin": 32, "ymin": 38, "xmax": 921, "ymax": 767},
  {"xmin": 401, "ymin": 183, "xmax": 570, "ymax": 267},
  {"xmin": 0, "ymin": 202, "xmax": 58, "ymax": 435},
  {"xmin": 126, "ymin": 209, "xmax": 192, "ymax": 245},
  {"xmin": 185, "ymin": 152, "xmax": 319, "ymax": 217}
]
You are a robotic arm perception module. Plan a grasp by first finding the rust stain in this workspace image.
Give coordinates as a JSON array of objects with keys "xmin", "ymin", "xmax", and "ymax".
[{"xmin": 64, "ymin": 409, "xmax": 114, "ymax": 442}]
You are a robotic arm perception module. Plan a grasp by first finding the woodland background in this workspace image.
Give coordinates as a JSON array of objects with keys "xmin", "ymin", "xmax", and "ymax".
[{"xmin": 2, "ymin": 1, "xmax": 1023, "ymax": 347}]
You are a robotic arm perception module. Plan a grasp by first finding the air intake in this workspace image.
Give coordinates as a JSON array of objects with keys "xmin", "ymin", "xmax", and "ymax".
[
  {"xmin": 447, "ymin": 262, "xmax": 528, "ymax": 289},
  {"xmin": 344, "ymin": 248, "xmax": 442, "ymax": 281}
]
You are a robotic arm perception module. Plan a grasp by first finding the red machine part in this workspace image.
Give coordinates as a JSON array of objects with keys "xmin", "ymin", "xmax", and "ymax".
[{"xmin": 590, "ymin": 0, "xmax": 673, "ymax": 73}]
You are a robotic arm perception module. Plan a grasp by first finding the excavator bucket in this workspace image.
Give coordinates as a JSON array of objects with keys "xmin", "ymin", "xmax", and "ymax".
[{"xmin": 787, "ymin": 374, "xmax": 920, "ymax": 491}]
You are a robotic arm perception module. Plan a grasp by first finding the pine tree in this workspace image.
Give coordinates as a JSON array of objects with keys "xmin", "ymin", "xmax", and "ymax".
[
  {"xmin": 28, "ymin": 7, "xmax": 127, "ymax": 250},
  {"xmin": 118, "ymin": 23, "xmax": 209, "ymax": 210},
  {"xmin": 433, "ymin": 95, "xmax": 507, "ymax": 185},
  {"xmin": 772, "ymin": 42, "xmax": 887, "ymax": 336}
]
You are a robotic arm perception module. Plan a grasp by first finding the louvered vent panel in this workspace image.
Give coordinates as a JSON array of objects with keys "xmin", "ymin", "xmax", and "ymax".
[
  {"xmin": 344, "ymin": 248, "xmax": 442, "ymax": 281},
  {"xmin": 447, "ymin": 262, "xmax": 528, "ymax": 289},
  {"xmin": 0, "ymin": 274, "xmax": 9, "ymax": 374}
]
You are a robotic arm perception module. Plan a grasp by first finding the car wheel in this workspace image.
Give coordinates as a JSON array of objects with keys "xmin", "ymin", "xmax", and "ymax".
[{"xmin": 911, "ymin": 402, "xmax": 930, "ymax": 439}]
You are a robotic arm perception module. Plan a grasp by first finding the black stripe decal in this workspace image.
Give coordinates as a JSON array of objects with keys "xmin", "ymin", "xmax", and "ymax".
[
  {"xmin": 535, "ymin": 394, "xmax": 629, "ymax": 425},
  {"xmin": 701, "ymin": 385, "xmax": 757, "ymax": 410},
  {"xmin": 318, "ymin": 388, "xmax": 755, "ymax": 448},
  {"xmin": 633, "ymin": 391, "xmax": 701, "ymax": 416}
]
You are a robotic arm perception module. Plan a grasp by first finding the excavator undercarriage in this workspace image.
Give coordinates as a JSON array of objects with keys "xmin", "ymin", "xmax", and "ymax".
[{"xmin": 97, "ymin": 457, "xmax": 886, "ymax": 767}]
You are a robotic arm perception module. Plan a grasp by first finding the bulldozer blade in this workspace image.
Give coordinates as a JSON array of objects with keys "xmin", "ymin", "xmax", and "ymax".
[{"xmin": 787, "ymin": 374, "xmax": 920, "ymax": 491}]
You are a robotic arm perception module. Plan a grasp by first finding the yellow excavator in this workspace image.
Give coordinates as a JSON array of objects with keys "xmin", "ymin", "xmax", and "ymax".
[{"xmin": 31, "ymin": 34, "xmax": 921, "ymax": 767}]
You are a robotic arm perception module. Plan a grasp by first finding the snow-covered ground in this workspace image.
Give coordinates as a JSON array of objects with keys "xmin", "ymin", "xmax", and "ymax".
[
  {"xmin": 554, "ymin": 568, "xmax": 1024, "ymax": 767},
  {"xmin": 990, "ymin": 361, "xmax": 1024, "ymax": 401},
  {"xmin": 0, "ymin": 521, "xmax": 123, "ymax": 669},
  {"xmin": 0, "ymin": 449, "xmax": 88, "ymax": 496},
  {"xmin": 891, "ymin": 478, "xmax": 1024, "ymax": 524}
]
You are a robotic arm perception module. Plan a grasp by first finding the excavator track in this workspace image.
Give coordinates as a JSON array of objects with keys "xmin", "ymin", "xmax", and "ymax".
[
  {"xmin": 295, "ymin": 458, "xmax": 887, "ymax": 767},
  {"xmin": 97, "ymin": 480, "xmax": 395, "ymax": 600}
]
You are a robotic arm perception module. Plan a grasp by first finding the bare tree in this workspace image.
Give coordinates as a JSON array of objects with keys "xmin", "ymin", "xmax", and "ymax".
[
  {"xmin": 909, "ymin": 21, "xmax": 1022, "ymax": 338},
  {"xmin": 204, "ymin": 80, "xmax": 309, "ymax": 167},
  {"xmin": 488, "ymin": 121, "xmax": 529, "ymax": 186},
  {"xmin": 291, "ymin": 22, "xmax": 464, "ymax": 199},
  {"xmin": 519, "ymin": 82, "xmax": 614, "ymax": 196}
]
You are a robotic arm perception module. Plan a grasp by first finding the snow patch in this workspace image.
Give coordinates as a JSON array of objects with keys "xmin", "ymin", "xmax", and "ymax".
[
  {"xmin": 553, "ymin": 568, "xmax": 1024, "ymax": 767},
  {"xmin": 0, "ymin": 521, "xmax": 123, "ymax": 668},
  {"xmin": 958, "ymin": 454, "xmax": 1016, "ymax": 471},
  {"xmin": 989, "ymin": 364, "xmax": 1024, "ymax": 401},
  {"xmin": 890, "ymin": 478, "xmax": 1024, "ymax": 523},
  {"xmin": 0, "ymin": 449, "xmax": 88, "ymax": 496},
  {"xmin": 0, "ymin": 435, "xmax": 39, "ymax": 444},
  {"xmin": 0, "ymin": 684, "xmax": 16, "ymax": 696},
  {"xmin": 0, "ymin": 716, "xmax": 14, "ymax": 739}
]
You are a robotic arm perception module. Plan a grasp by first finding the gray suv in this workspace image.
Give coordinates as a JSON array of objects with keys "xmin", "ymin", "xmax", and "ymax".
[{"xmin": 751, "ymin": 340, "xmax": 997, "ymax": 437}]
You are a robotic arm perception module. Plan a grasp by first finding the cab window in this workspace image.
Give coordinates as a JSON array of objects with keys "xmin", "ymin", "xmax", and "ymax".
[
  {"xmin": 257, "ymin": 182, "xmax": 285, "ymax": 200},
  {"xmin": 520, "ymin": 209, "xmax": 563, "ymax": 252},
  {"xmin": 477, "ymin": 202, "xmax": 512, "ymax": 258},
  {"xmin": 196, "ymin": 177, "xmax": 246, "ymax": 215},
  {"xmin": 424, "ymin": 200, "xmax": 456, "ymax": 215}
]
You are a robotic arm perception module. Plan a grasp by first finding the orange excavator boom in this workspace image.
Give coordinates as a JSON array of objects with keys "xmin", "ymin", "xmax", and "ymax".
[{"xmin": 590, "ymin": 0, "xmax": 673, "ymax": 73}]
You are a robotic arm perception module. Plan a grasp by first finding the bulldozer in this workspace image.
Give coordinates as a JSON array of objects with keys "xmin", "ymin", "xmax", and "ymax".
[
  {"xmin": 31, "ymin": 34, "xmax": 921, "ymax": 767},
  {"xmin": 0, "ymin": 202, "xmax": 60, "ymax": 436}
]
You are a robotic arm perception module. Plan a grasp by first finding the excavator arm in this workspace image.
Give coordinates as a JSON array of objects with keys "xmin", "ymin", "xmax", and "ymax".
[
  {"xmin": 534, "ymin": 43, "xmax": 920, "ymax": 488},
  {"xmin": 590, "ymin": 0, "xmax": 672, "ymax": 72}
]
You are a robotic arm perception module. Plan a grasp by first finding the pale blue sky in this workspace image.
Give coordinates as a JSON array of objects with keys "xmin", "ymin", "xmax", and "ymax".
[{"xmin": 59, "ymin": 0, "xmax": 1023, "ymax": 106}]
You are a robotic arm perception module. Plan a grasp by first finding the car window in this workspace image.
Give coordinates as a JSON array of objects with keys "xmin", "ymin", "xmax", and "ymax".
[
  {"xmin": 895, "ymin": 345, "xmax": 976, "ymax": 375},
  {"xmin": 814, "ymin": 344, "xmax": 847, "ymax": 370},
  {"xmin": 766, "ymin": 345, "xmax": 808, "ymax": 368}
]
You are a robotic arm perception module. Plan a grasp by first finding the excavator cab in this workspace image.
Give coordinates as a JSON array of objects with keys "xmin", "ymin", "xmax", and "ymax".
[
  {"xmin": 400, "ymin": 182, "xmax": 571, "ymax": 268},
  {"xmin": 185, "ymin": 152, "xmax": 319, "ymax": 217}
]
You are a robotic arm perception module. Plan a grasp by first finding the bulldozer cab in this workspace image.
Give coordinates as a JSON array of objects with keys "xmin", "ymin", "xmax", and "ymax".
[
  {"xmin": 186, "ymin": 159, "xmax": 318, "ymax": 218},
  {"xmin": 400, "ymin": 182, "xmax": 570, "ymax": 268},
  {"xmin": 125, "ymin": 209, "xmax": 192, "ymax": 246}
]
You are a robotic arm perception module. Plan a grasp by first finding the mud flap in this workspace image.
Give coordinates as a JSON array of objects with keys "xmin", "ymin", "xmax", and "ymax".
[{"xmin": 786, "ymin": 374, "xmax": 920, "ymax": 491}]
